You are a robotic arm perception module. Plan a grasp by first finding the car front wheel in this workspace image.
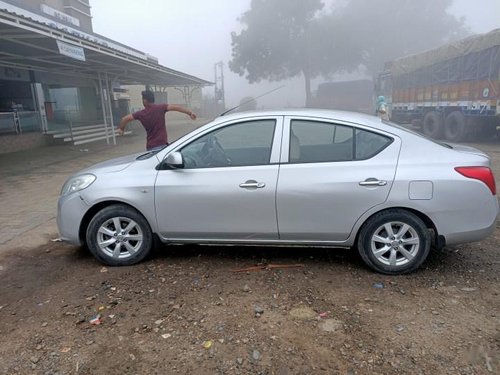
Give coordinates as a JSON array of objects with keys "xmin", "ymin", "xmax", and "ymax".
[
  {"xmin": 357, "ymin": 210, "xmax": 431, "ymax": 274},
  {"xmin": 86, "ymin": 204, "xmax": 153, "ymax": 266}
]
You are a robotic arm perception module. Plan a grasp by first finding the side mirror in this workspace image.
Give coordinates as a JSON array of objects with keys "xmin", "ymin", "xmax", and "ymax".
[{"xmin": 164, "ymin": 151, "xmax": 184, "ymax": 169}]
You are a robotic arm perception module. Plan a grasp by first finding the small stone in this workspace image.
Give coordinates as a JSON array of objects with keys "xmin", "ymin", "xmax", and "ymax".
[
  {"xmin": 396, "ymin": 325, "xmax": 406, "ymax": 332},
  {"xmin": 161, "ymin": 334, "xmax": 172, "ymax": 339},
  {"xmin": 35, "ymin": 345, "xmax": 43, "ymax": 351},
  {"xmin": 30, "ymin": 356, "xmax": 39, "ymax": 364},
  {"xmin": 236, "ymin": 357, "xmax": 244, "ymax": 365},
  {"xmin": 86, "ymin": 340, "xmax": 94, "ymax": 345},
  {"xmin": 460, "ymin": 287, "xmax": 477, "ymax": 292},
  {"xmin": 41, "ymin": 322, "xmax": 48, "ymax": 327},
  {"xmin": 155, "ymin": 319, "xmax": 164, "ymax": 325},
  {"xmin": 252, "ymin": 349, "xmax": 262, "ymax": 361},
  {"xmin": 254, "ymin": 306, "xmax": 264, "ymax": 316},
  {"xmin": 243, "ymin": 285, "xmax": 251, "ymax": 293}
]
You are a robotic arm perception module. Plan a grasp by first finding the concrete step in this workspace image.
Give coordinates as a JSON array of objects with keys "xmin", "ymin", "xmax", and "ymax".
[
  {"xmin": 46, "ymin": 123, "xmax": 132, "ymax": 146},
  {"xmin": 63, "ymin": 129, "xmax": 121, "ymax": 142},
  {"xmin": 54, "ymin": 126, "xmax": 115, "ymax": 139},
  {"xmin": 73, "ymin": 131, "xmax": 132, "ymax": 145},
  {"xmin": 46, "ymin": 124, "xmax": 105, "ymax": 135}
]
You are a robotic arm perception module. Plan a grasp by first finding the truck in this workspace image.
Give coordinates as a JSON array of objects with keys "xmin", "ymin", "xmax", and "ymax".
[
  {"xmin": 313, "ymin": 79, "xmax": 374, "ymax": 114},
  {"xmin": 376, "ymin": 29, "xmax": 500, "ymax": 142}
]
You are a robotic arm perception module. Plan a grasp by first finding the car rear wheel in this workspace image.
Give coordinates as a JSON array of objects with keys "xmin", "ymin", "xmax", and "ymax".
[
  {"xmin": 357, "ymin": 210, "xmax": 431, "ymax": 274},
  {"xmin": 86, "ymin": 204, "xmax": 153, "ymax": 266}
]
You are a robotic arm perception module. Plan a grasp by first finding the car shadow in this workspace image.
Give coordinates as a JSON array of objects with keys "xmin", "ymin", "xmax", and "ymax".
[{"xmin": 153, "ymin": 243, "xmax": 367, "ymax": 270}]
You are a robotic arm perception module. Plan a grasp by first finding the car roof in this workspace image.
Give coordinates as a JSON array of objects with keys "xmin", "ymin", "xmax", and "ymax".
[{"xmin": 212, "ymin": 108, "xmax": 399, "ymax": 133}]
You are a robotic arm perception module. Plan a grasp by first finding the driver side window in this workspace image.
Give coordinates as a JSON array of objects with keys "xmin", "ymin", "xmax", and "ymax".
[{"xmin": 180, "ymin": 119, "xmax": 276, "ymax": 169}]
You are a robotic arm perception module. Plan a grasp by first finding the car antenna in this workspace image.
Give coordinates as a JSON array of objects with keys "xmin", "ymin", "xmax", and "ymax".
[{"xmin": 219, "ymin": 85, "xmax": 286, "ymax": 116}]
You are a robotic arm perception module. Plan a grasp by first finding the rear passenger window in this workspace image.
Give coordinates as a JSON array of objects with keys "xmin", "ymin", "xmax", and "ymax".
[
  {"xmin": 289, "ymin": 120, "xmax": 392, "ymax": 163},
  {"xmin": 355, "ymin": 129, "xmax": 392, "ymax": 160},
  {"xmin": 290, "ymin": 120, "xmax": 354, "ymax": 163}
]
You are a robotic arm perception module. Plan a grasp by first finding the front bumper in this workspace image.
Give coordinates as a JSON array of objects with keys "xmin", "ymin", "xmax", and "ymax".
[{"xmin": 57, "ymin": 192, "xmax": 90, "ymax": 246}]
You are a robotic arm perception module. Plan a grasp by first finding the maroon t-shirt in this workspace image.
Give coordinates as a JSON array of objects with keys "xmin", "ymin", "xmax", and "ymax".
[{"xmin": 132, "ymin": 104, "xmax": 169, "ymax": 149}]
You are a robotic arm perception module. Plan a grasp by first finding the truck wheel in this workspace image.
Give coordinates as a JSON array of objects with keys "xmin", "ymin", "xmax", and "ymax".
[
  {"xmin": 444, "ymin": 111, "xmax": 467, "ymax": 142},
  {"xmin": 422, "ymin": 111, "xmax": 444, "ymax": 139},
  {"xmin": 479, "ymin": 119, "xmax": 497, "ymax": 141}
]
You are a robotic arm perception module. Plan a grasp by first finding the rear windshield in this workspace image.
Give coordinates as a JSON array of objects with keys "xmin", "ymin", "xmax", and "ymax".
[{"xmin": 382, "ymin": 120, "xmax": 453, "ymax": 149}]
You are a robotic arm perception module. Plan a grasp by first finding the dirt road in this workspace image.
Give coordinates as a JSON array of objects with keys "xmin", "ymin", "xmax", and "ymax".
[{"xmin": 0, "ymin": 135, "xmax": 499, "ymax": 375}]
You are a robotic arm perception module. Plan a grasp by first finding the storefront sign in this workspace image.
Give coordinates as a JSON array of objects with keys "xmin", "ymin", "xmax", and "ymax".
[
  {"xmin": 57, "ymin": 40, "xmax": 86, "ymax": 61},
  {"xmin": 41, "ymin": 4, "xmax": 80, "ymax": 27}
]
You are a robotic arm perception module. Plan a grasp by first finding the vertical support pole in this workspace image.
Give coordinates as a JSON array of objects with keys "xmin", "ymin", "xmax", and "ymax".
[
  {"xmin": 97, "ymin": 72, "xmax": 110, "ymax": 145},
  {"xmin": 69, "ymin": 118, "xmax": 74, "ymax": 141},
  {"xmin": 105, "ymin": 72, "xmax": 116, "ymax": 145}
]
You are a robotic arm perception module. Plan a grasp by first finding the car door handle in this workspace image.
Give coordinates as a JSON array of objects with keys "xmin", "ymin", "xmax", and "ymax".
[
  {"xmin": 359, "ymin": 179, "xmax": 387, "ymax": 186},
  {"xmin": 239, "ymin": 180, "xmax": 266, "ymax": 189}
]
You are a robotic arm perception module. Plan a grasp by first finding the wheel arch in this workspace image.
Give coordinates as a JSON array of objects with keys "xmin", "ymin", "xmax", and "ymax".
[
  {"xmin": 78, "ymin": 200, "xmax": 153, "ymax": 246},
  {"xmin": 354, "ymin": 206, "xmax": 443, "ymax": 248}
]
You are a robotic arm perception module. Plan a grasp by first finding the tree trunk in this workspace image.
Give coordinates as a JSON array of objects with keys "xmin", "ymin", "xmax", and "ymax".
[{"xmin": 303, "ymin": 69, "xmax": 312, "ymax": 107}]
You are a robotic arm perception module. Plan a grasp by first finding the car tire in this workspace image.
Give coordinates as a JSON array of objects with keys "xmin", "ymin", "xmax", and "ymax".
[
  {"xmin": 357, "ymin": 209, "xmax": 431, "ymax": 275},
  {"xmin": 86, "ymin": 204, "xmax": 153, "ymax": 266},
  {"xmin": 422, "ymin": 111, "xmax": 444, "ymax": 139}
]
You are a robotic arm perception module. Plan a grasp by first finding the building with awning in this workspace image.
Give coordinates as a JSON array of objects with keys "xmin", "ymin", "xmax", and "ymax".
[{"xmin": 0, "ymin": 0, "xmax": 210, "ymax": 153}]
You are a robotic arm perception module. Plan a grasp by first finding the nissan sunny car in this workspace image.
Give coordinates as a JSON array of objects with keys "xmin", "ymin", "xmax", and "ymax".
[{"xmin": 57, "ymin": 110, "xmax": 498, "ymax": 274}]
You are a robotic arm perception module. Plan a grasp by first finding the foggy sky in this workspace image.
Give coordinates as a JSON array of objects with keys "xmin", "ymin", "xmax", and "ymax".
[{"xmin": 90, "ymin": 0, "xmax": 500, "ymax": 108}]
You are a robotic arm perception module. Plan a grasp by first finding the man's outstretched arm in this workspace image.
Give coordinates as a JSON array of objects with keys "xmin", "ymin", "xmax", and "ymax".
[
  {"xmin": 117, "ymin": 114, "xmax": 134, "ymax": 136},
  {"xmin": 167, "ymin": 104, "xmax": 197, "ymax": 120}
]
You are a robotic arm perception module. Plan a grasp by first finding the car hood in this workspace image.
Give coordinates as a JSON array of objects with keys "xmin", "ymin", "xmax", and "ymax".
[{"xmin": 83, "ymin": 152, "xmax": 159, "ymax": 174}]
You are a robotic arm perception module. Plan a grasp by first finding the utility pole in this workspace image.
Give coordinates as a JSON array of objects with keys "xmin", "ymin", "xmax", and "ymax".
[{"xmin": 214, "ymin": 61, "xmax": 225, "ymax": 110}]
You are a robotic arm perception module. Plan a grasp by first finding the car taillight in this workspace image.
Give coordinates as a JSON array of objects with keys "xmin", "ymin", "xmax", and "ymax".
[{"xmin": 455, "ymin": 167, "xmax": 496, "ymax": 195}]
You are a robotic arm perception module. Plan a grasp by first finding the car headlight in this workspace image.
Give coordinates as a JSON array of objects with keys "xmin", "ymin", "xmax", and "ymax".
[{"xmin": 61, "ymin": 174, "xmax": 96, "ymax": 196}]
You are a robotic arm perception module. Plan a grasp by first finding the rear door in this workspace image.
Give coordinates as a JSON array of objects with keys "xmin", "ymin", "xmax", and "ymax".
[{"xmin": 277, "ymin": 116, "xmax": 401, "ymax": 242}]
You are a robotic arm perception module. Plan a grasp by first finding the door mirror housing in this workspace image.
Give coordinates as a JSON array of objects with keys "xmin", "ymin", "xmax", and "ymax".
[{"xmin": 164, "ymin": 151, "xmax": 184, "ymax": 169}]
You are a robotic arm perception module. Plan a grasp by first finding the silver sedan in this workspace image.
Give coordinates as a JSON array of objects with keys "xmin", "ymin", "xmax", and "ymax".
[{"xmin": 57, "ymin": 110, "xmax": 498, "ymax": 274}]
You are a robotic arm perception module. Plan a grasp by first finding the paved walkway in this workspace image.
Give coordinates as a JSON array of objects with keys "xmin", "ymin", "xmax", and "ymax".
[{"xmin": 0, "ymin": 119, "xmax": 206, "ymax": 254}]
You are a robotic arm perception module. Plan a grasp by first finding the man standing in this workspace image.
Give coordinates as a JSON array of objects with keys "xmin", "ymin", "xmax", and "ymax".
[{"xmin": 118, "ymin": 90, "xmax": 197, "ymax": 151}]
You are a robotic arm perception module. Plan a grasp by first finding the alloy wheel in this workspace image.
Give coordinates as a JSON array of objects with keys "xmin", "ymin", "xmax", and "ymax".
[
  {"xmin": 370, "ymin": 221, "xmax": 420, "ymax": 267},
  {"xmin": 96, "ymin": 217, "xmax": 144, "ymax": 259}
]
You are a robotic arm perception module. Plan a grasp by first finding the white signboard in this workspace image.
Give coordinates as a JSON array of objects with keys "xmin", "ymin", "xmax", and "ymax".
[
  {"xmin": 57, "ymin": 40, "xmax": 86, "ymax": 61},
  {"xmin": 41, "ymin": 4, "xmax": 80, "ymax": 27}
]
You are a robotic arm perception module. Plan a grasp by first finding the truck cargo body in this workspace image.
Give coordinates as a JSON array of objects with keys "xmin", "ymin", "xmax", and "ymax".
[
  {"xmin": 313, "ymin": 79, "xmax": 374, "ymax": 114},
  {"xmin": 376, "ymin": 29, "xmax": 500, "ymax": 142}
]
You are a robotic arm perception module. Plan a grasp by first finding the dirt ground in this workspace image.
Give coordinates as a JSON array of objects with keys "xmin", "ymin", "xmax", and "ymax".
[{"xmin": 0, "ymin": 139, "xmax": 499, "ymax": 375}]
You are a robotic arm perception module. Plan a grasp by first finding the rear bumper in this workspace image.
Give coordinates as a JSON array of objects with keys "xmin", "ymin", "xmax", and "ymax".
[
  {"xmin": 442, "ymin": 197, "xmax": 498, "ymax": 246},
  {"xmin": 444, "ymin": 216, "xmax": 497, "ymax": 246}
]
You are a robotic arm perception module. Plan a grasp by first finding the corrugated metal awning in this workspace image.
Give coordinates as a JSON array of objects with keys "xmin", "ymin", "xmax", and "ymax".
[{"xmin": 0, "ymin": 3, "xmax": 211, "ymax": 86}]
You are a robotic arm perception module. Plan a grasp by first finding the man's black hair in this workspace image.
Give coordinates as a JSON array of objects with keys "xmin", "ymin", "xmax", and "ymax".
[{"xmin": 141, "ymin": 90, "xmax": 155, "ymax": 103}]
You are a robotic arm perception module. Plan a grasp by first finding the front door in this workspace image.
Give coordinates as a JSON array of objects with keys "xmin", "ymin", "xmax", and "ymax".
[
  {"xmin": 155, "ymin": 117, "xmax": 283, "ymax": 240},
  {"xmin": 277, "ymin": 117, "xmax": 400, "ymax": 242}
]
